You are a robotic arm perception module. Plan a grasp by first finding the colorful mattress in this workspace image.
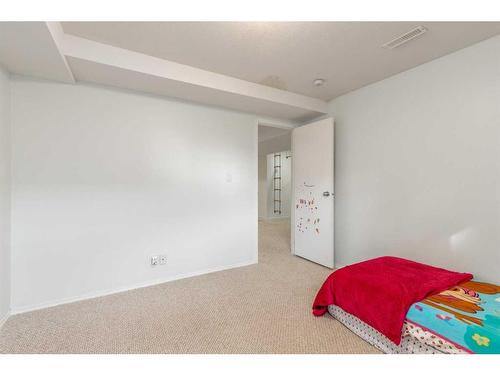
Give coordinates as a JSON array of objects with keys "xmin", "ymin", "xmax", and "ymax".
[{"xmin": 329, "ymin": 280, "xmax": 500, "ymax": 354}]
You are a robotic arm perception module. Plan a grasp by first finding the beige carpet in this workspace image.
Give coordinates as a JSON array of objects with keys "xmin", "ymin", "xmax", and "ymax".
[{"xmin": 0, "ymin": 220, "xmax": 379, "ymax": 354}]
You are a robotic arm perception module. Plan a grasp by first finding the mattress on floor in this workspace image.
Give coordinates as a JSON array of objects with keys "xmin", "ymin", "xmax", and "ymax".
[
  {"xmin": 328, "ymin": 305, "xmax": 464, "ymax": 354},
  {"xmin": 328, "ymin": 280, "xmax": 500, "ymax": 354}
]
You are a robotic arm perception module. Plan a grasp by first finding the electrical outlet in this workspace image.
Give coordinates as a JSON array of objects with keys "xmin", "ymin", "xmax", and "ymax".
[
  {"xmin": 159, "ymin": 255, "xmax": 167, "ymax": 265},
  {"xmin": 150, "ymin": 256, "xmax": 159, "ymax": 266}
]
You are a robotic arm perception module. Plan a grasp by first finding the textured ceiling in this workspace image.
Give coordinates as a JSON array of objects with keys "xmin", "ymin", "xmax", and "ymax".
[
  {"xmin": 62, "ymin": 22, "xmax": 500, "ymax": 101},
  {"xmin": 258, "ymin": 125, "xmax": 291, "ymax": 142}
]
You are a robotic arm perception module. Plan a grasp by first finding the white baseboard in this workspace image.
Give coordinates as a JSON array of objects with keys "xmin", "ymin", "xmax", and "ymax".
[
  {"xmin": 11, "ymin": 259, "xmax": 257, "ymax": 315},
  {"xmin": 0, "ymin": 310, "xmax": 10, "ymax": 330}
]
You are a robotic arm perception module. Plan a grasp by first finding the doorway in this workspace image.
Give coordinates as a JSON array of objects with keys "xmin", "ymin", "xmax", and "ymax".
[
  {"xmin": 258, "ymin": 124, "xmax": 293, "ymax": 258},
  {"xmin": 258, "ymin": 118, "xmax": 335, "ymax": 268}
]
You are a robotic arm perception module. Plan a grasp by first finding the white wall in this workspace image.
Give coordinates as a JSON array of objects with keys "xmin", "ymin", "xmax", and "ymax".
[
  {"xmin": 258, "ymin": 155, "xmax": 267, "ymax": 219},
  {"xmin": 0, "ymin": 66, "xmax": 10, "ymax": 323},
  {"xmin": 329, "ymin": 35, "xmax": 500, "ymax": 283},
  {"xmin": 10, "ymin": 78, "xmax": 258, "ymax": 312},
  {"xmin": 258, "ymin": 132, "xmax": 291, "ymax": 157}
]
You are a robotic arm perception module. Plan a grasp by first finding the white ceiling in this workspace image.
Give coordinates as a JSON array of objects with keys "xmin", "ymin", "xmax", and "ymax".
[
  {"xmin": 258, "ymin": 125, "xmax": 290, "ymax": 142},
  {"xmin": 62, "ymin": 22, "xmax": 500, "ymax": 101},
  {"xmin": 1, "ymin": 22, "xmax": 499, "ymax": 123},
  {"xmin": 60, "ymin": 33, "xmax": 326, "ymax": 122},
  {"xmin": 0, "ymin": 22, "xmax": 74, "ymax": 83}
]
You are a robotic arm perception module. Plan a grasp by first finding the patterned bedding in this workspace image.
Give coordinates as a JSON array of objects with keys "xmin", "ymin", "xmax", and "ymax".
[
  {"xmin": 329, "ymin": 280, "xmax": 500, "ymax": 354},
  {"xmin": 405, "ymin": 281, "xmax": 500, "ymax": 354}
]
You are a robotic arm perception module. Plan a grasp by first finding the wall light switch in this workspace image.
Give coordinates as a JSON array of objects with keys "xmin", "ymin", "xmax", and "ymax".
[
  {"xmin": 150, "ymin": 256, "xmax": 159, "ymax": 266},
  {"xmin": 159, "ymin": 255, "xmax": 167, "ymax": 265}
]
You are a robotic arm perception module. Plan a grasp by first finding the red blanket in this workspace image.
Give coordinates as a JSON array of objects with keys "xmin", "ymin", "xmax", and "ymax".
[{"xmin": 312, "ymin": 256, "xmax": 472, "ymax": 345}]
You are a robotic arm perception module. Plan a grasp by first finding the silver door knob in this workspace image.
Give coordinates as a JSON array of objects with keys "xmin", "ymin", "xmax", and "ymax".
[{"xmin": 323, "ymin": 191, "xmax": 330, "ymax": 197}]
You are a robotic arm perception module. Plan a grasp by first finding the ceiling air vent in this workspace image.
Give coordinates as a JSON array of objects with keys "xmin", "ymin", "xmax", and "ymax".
[{"xmin": 382, "ymin": 26, "xmax": 428, "ymax": 49}]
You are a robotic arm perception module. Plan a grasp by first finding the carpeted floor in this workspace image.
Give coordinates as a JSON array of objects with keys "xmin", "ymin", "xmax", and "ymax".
[{"xmin": 0, "ymin": 220, "xmax": 379, "ymax": 354}]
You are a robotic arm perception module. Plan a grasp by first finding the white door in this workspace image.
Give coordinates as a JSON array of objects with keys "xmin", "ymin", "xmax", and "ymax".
[{"xmin": 292, "ymin": 118, "xmax": 334, "ymax": 268}]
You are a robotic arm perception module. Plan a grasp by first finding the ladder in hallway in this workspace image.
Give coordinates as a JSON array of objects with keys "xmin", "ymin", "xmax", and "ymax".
[{"xmin": 273, "ymin": 153, "xmax": 282, "ymax": 215}]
